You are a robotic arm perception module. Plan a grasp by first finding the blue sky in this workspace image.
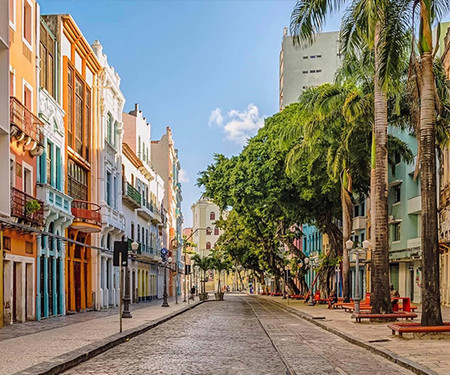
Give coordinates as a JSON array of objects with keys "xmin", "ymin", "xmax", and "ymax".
[{"xmin": 38, "ymin": 0, "xmax": 342, "ymax": 226}]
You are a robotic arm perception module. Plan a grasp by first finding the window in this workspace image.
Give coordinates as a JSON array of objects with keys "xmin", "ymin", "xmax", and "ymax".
[
  {"xmin": 137, "ymin": 224, "xmax": 141, "ymax": 242},
  {"xmin": 210, "ymin": 212, "xmax": 215, "ymax": 220},
  {"xmin": 316, "ymin": 69, "xmax": 322, "ymax": 73},
  {"xmin": 113, "ymin": 121, "xmax": 118, "ymax": 148},
  {"xmin": 106, "ymin": 172, "xmax": 112, "ymax": 207},
  {"xmin": 23, "ymin": 0, "xmax": 32, "ymax": 48},
  {"xmin": 9, "ymin": 69, "xmax": 14, "ymax": 96},
  {"xmin": 23, "ymin": 166, "xmax": 32, "ymax": 194},
  {"xmin": 23, "ymin": 81, "xmax": 32, "ymax": 110},
  {"xmin": 107, "ymin": 113, "xmax": 113, "ymax": 145},
  {"xmin": 113, "ymin": 176, "xmax": 117, "ymax": 209},
  {"xmin": 303, "ymin": 56, "xmax": 308, "ymax": 59},
  {"xmin": 317, "ymin": 54, "xmax": 322, "ymax": 58},
  {"xmin": 67, "ymin": 159, "xmax": 88, "ymax": 201},
  {"xmin": 393, "ymin": 223, "xmax": 401, "ymax": 241},
  {"xmin": 394, "ymin": 151, "xmax": 401, "ymax": 165},
  {"xmin": 393, "ymin": 185, "xmax": 401, "ymax": 204},
  {"xmin": 310, "ymin": 70, "xmax": 316, "ymax": 73},
  {"xmin": 25, "ymin": 241, "xmax": 33, "ymax": 254},
  {"xmin": 40, "ymin": 22, "xmax": 55, "ymax": 98},
  {"xmin": 302, "ymin": 70, "xmax": 308, "ymax": 74},
  {"xmin": 131, "ymin": 222, "xmax": 135, "ymax": 240},
  {"xmin": 46, "ymin": 141, "xmax": 53, "ymax": 185},
  {"xmin": 214, "ymin": 227, "xmax": 219, "ymax": 236},
  {"xmin": 310, "ymin": 55, "xmax": 316, "ymax": 58},
  {"xmin": 55, "ymin": 147, "xmax": 61, "ymax": 190},
  {"xmin": 3, "ymin": 236, "xmax": 11, "ymax": 251},
  {"xmin": 206, "ymin": 242, "xmax": 211, "ymax": 250},
  {"xmin": 9, "ymin": 0, "xmax": 15, "ymax": 27},
  {"xmin": 66, "ymin": 62, "xmax": 91, "ymax": 161}
]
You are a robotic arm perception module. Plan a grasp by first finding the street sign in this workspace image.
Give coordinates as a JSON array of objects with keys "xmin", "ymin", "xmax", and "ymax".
[
  {"xmin": 161, "ymin": 247, "xmax": 168, "ymax": 256},
  {"xmin": 113, "ymin": 241, "xmax": 128, "ymax": 267}
]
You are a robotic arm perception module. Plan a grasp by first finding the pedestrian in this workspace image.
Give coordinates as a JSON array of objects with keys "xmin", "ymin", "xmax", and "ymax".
[
  {"xmin": 328, "ymin": 290, "xmax": 338, "ymax": 309},
  {"xmin": 190, "ymin": 285, "xmax": 196, "ymax": 300},
  {"xmin": 390, "ymin": 284, "xmax": 400, "ymax": 310}
]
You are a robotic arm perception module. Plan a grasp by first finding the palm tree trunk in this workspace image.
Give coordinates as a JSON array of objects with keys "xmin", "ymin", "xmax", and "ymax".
[
  {"xmin": 420, "ymin": 50, "xmax": 443, "ymax": 326},
  {"xmin": 341, "ymin": 185, "xmax": 352, "ymax": 302},
  {"xmin": 371, "ymin": 22, "xmax": 393, "ymax": 314}
]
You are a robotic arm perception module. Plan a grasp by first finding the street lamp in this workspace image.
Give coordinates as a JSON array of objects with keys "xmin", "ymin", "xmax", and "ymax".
[
  {"xmin": 123, "ymin": 241, "xmax": 138, "ymax": 318},
  {"xmin": 347, "ymin": 239, "xmax": 370, "ymax": 314},
  {"xmin": 162, "ymin": 256, "xmax": 173, "ymax": 307}
]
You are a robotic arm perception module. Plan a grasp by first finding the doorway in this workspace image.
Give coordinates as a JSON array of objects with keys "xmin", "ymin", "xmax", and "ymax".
[{"xmin": 74, "ymin": 261, "xmax": 81, "ymax": 311}]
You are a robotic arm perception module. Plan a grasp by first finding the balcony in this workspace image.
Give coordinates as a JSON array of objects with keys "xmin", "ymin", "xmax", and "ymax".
[
  {"xmin": 137, "ymin": 199, "xmax": 155, "ymax": 221},
  {"xmin": 101, "ymin": 203, "xmax": 125, "ymax": 233},
  {"xmin": 10, "ymin": 97, "xmax": 44, "ymax": 156},
  {"xmin": 352, "ymin": 216, "xmax": 367, "ymax": 231},
  {"xmin": 71, "ymin": 200, "xmax": 102, "ymax": 233},
  {"xmin": 122, "ymin": 182, "xmax": 141, "ymax": 209},
  {"xmin": 36, "ymin": 183, "xmax": 73, "ymax": 217},
  {"xmin": 408, "ymin": 195, "xmax": 421, "ymax": 215},
  {"xmin": 11, "ymin": 187, "xmax": 45, "ymax": 227}
]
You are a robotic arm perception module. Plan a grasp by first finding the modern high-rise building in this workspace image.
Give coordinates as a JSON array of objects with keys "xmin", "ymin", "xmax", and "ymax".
[{"xmin": 279, "ymin": 27, "xmax": 341, "ymax": 110}]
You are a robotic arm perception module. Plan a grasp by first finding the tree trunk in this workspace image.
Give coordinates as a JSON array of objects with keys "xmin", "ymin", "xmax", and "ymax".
[
  {"xmin": 371, "ymin": 23, "xmax": 393, "ymax": 314},
  {"xmin": 342, "ymin": 184, "xmax": 353, "ymax": 302},
  {"xmin": 420, "ymin": 50, "xmax": 443, "ymax": 326}
]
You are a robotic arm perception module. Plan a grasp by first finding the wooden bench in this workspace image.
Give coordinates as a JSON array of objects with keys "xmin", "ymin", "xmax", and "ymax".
[
  {"xmin": 344, "ymin": 305, "xmax": 372, "ymax": 313},
  {"xmin": 388, "ymin": 322, "xmax": 450, "ymax": 337},
  {"xmin": 353, "ymin": 312, "xmax": 417, "ymax": 323}
]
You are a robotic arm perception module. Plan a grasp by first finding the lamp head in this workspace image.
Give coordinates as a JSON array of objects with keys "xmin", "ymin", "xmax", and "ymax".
[
  {"xmin": 362, "ymin": 239, "xmax": 370, "ymax": 250},
  {"xmin": 168, "ymin": 256, "xmax": 173, "ymax": 263},
  {"xmin": 346, "ymin": 239, "xmax": 354, "ymax": 250},
  {"xmin": 131, "ymin": 241, "xmax": 139, "ymax": 251}
]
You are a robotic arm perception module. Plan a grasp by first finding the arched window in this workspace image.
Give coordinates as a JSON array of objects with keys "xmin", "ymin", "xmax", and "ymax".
[
  {"xmin": 206, "ymin": 242, "xmax": 211, "ymax": 250},
  {"xmin": 210, "ymin": 212, "xmax": 215, "ymax": 220},
  {"xmin": 214, "ymin": 227, "xmax": 219, "ymax": 235}
]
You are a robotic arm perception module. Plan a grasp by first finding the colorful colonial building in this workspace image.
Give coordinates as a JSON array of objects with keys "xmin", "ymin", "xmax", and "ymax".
[
  {"xmin": 42, "ymin": 14, "xmax": 102, "ymax": 314},
  {"xmin": 5, "ymin": 0, "xmax": 44, "ymax": 325},
  {"xmin": 91, "ymin": 40, "xmax": 125, "ymax": 310}
]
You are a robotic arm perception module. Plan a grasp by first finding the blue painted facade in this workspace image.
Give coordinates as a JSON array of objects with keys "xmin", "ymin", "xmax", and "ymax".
[
  {"xmin": 302, "ymin": 224, "xmax": 322, "ymax": 292},
  {"xmin": 36, "ymin": 83, "xmax": 73, "ymax": 320}
]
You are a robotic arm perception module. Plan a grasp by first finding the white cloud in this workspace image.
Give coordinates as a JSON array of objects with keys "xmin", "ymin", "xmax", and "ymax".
[
  {"xmin": 208, "ymin": 104, "xmax": 264, "ymax": 145},
  {"xmin": 208, "ymin": 108, "xmax": 223, "ymax": 127},
  {"xmin": 179, "ymin": 169, "xmax": 189, "ymax": 183}
]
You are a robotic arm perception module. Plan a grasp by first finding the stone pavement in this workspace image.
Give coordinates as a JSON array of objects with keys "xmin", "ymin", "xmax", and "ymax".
[
  {"xmin": 0, "ymin": 296, "xmax": 202, "ymax": 375},
  {"xmin": 64, "ymin": 295, "xmax": 412, "ymax": 375},
  {"xmin": 257, "ymin": 295, "xmax": 450, "ymax": 375}
]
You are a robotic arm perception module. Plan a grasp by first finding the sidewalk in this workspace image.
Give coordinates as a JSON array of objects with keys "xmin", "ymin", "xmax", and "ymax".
[
  {"xmin": 0, "ymin": 297, "xmax": 202, "ymax": 375},
  {"xmin": 257, "ymin": 295, "xmax": 450, "ymax": 375}
]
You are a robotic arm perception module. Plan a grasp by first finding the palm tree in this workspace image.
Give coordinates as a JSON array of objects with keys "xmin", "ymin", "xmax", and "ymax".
[
  {"xmin": 412, "ymin": 0, "xmax": 449, "ymax": 326},
  {"xmin": 290, "ymin": 0, "xmax": 411, "ymax": 314},
  {"xmin": 191, "ymin": 254, "xmax": 211, "ymax": 296},
  {"xmin": 210, "ymin": 252, "xmax": 232, "ymax": 299}
]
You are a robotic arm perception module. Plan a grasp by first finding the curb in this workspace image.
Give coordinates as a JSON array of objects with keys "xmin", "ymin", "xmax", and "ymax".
[
  {"xmin": 255, "ymin": 296, "xmax": 438, "ymax": 375},
  {"xmin": 16, "ymin": 301, "xmax": 204, "ymax": 375}
]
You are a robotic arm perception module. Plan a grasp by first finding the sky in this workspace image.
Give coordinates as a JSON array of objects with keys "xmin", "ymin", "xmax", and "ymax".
[{"xmin": 38, "ymin": 0, "xmax": 344, "ymax": 227}]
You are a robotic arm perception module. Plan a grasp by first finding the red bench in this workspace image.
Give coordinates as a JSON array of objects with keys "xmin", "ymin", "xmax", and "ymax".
[
  {"xmin": 271, "ymin": 292, "xmax": 283, "ymax": 296},
  {"xmin": 289, "ymin": 294, "xmax": 304, "ymax": 299},
  {"xmin": 388, "ymin": 322, "xmax": 450, "ymax": 337},
  {"xmin": 313, "ymin": 291, "xmax": 330, "ymax": 304},
  {"xmin": 353, "ymin": 312, "xmax": 417, "ymax": 323}
]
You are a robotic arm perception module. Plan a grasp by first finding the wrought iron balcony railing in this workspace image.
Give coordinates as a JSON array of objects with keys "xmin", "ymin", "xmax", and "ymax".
[
  {"xmin": 123, "ymin": 182, "xmax": 141, "ymax": 208},
  {"xmin": 71, "ymin": 199, "xmax": 102, "ymax": 228},
  {"xmin": 10, "ymin": 97, "xmax": 44, "ymax": 145},
  {"xmin": 11, "ymin": 187, "xmax": 45, "ymax": 227}
]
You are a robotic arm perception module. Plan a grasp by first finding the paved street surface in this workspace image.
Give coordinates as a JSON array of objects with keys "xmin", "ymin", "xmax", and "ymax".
[
  {"xmin": 0, "ymin": 297, "xmax": 192, "ymax": 374},
  {"xmin": 260, "ymin": 295, "xmax": 450, "ymax": 374},
  {"xmin": 64, "ymin": 295, "xmax": 413, "ymax": 375}
]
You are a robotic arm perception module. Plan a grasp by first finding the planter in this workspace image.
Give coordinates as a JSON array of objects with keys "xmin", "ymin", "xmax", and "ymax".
[
  {"xmin": 214, "ymin": 292, "xmax": 224, "ymax": 301},
  {"xmin": 199, "ymin": 293, "xmax": 209, "ymax": 301}
]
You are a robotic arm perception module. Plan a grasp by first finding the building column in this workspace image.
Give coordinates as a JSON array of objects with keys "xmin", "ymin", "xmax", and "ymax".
[
  {"xmin": 42, "ymin": 254, "xmax": 48, "ymax": 318},
  {"xmin": 52, "ymin": 256, "xmax": 57, "ymax": 316}
]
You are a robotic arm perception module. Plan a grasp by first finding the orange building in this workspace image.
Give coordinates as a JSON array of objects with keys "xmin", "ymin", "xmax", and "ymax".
[
  {"xmin": 4, "ymin": 0, "xmax": 45, "ymax": 325},
  {"xmin": 42, "ymin": 15, "xmax": 102, "ymax": 313}
]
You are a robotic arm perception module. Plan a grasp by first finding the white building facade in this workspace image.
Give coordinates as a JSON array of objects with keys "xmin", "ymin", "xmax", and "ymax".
[{"xmin": 91, "ymin": 41, "xmax": 126, "ymax": 310}]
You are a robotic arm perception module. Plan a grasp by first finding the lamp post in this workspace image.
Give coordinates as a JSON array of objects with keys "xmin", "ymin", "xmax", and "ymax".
[
  {"xmin": 284, "ymin": 265, "xmax": 291, "ymax": 304},
  {"xmin": 346, "ymin": 239, "xmax": 369, "ymax": 314},
  {"xmin": 162, "ymin": 256, "xmax": 172, "ymax": 307},
  {"xmin": 123, "ymin": 241, "xmax": 138, "ymax": 318}
]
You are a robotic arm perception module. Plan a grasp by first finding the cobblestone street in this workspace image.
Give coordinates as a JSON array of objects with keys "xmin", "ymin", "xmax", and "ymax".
[{"xmin": 64, "ymin": 295, "xmax": 413, "ymax": 375}]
